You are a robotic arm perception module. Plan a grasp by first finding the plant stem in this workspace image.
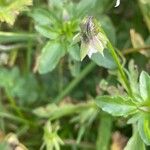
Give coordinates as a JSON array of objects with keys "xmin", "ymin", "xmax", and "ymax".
[
  {"xmin": 64, "ymin": 139, "xmax": 95, "ymax": 149},
  {"xmin": 0, "ymin": 31, "xmax": 38, "ymax": 43},
  {"xmin": 54, "ymin": 62, "xmax": 96, "ymax": 103},
  {"xmin": 5, "ymin": 90, "xmax": 24, "ymax": 118},
  {"xmin": 26, "ymin": 22, "xmax": 33, "ymax": 74},
  {"xmin": 107, "ymin": 42, "xmax": 133, "ymax": 97},
  {"xmin": 123, "ymin": 45, "xmax": 150, "ymax": 55}
]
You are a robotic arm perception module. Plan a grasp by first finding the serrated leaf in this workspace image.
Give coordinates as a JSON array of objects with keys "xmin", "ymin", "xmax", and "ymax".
[
  {"xmin": 0, "ymin": 0, "xmax": 32, "ymax": 25},
  {"xmin": 138, "ymin": 116, "xmax": 150, "ymax": 145},
  {"xmin": 124, "ymin": 131, "xmax": 146, "ymax": 150},
  {"xmin": 38, "ymin": 41, "xmax": 65, "ymax": 74},
  {"xmin": 95, "ymin": 96, "xmax": 137, "ymax": 116},
  {"xmin": 139, "ymin": 71, "xmax": 150, "ymax": 101}
]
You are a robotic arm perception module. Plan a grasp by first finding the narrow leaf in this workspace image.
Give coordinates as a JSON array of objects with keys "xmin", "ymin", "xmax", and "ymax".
[
  {"xmin": 139, "ymin": 71, "xmax": 150, "ymax": 101},
  {"xmin": 138, "ymin": 116, "xmax": 150, "ymax": 145}
]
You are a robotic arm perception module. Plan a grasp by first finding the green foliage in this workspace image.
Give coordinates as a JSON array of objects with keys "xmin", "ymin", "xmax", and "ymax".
[
  {"xmin": 38, "ymin": 42, "xmax": 65, "ymax": 74},
  {"xmin": 138, "ymin": 115, "xmax": 150, "ymax": 145},
  {"xmin": 0, "ymin": 67, "xmax": 39, "ymax": 105},
  {"xmin": 124, "ymin": 131, "xmax": 146, "ymax": 150},
  {"xmin": 0, "ymin": 0, "xmax": 32, "ymax": 25},
  {"xmin": 96, "ymin": 96, "xmax": 137, "ymax": 116},
  {"xmin": 139, "ymin": 71, "xmax": 150, "ymax": 101},
  {"xmin": 96, "ymin": 70, "xmax": 150, "ymax": 146}
]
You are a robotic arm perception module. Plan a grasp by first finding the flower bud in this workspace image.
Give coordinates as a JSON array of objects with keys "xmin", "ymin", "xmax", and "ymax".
[{"xmin": 79, "ymin": 16, "xmax": 108, "ymax": 60}]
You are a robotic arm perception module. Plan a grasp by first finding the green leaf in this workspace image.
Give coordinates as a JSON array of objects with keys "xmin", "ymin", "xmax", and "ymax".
[
  {"xmin": 127, "ymin": 113, "xmax": 141, "ymax": 124},
  {"xmin": 77, "ymin": 0, "xmax": 97, "ymax": 17},
  {"xmin": 69, "ymin": 45, "xmax": 80, "ymax": 61},
  {"xmin": 0, "ymin": 0, "xmax": 32, "ymax": 25},
  {"xmin": 139, "ymin": 71, "xmax": 150, "ymax": 101},
  {"xmin": 95, "ymin": 96, "xmax": 137, "ymax": 116},
  {"xmin": 38, "ymin": 41, "xmax": 65, "ymax": 74},
  {"xmin": 124, "ymin": 131, "xmax": 146, "ymax": 150},
  {"xmin": 138, "ymin": 116, "xmax": 150, "ymax": 145},
  {"xmin": 91, "ymin": 48, "xmax": 117, "ymax": 69},
  {"xmin": 35, "ymin": 25, "xmax": 58, "ymax": 39},
  {"xmin": 0, "ymin": 67, "xmax": 39, "ymax": 105},
  {"xmin": 30, "ymin": 8, "xmax": 53, "ymax": 25},
  {"xmin": 128, "ymin": 60, "xmax": 141, "ymax": 102},
  {"xmin": 69, "ymin": 60, "xmax": 81, "ymax": 77},
  {"xmin": 48, "ymin": 0, "xmax": 64, "ymax": 8}
]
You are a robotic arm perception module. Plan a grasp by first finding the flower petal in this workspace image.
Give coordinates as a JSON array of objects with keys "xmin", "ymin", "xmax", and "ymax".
[
  {"xmin": 80, "ymin": 41, "xmax": 89, "ymax": 60},
  {"xmin": 115, "ymin": 0, "xmax": 120, "ymax": 7},
  {"xmin": 87, "ymin": 46, "xmax": 97, "ymax": 58}
]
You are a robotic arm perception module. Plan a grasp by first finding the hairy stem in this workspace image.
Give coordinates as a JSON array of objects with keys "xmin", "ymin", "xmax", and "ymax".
[
  {"xmin": 107, "ymin": 42, "xmax": 133, "ymax": 97},
  {"xmin": 123, "ymin": 45, "xmax": 150, "ymax": 55}
]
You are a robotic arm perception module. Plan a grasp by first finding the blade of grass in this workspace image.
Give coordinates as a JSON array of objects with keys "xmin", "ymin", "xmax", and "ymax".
[
  {"xmin": 0, "ymin": 31, "xmax": 38, "ymax": 43},
  {"xmin": 96, "ymin": 113, "xmax": 112, "ymax": 150}
]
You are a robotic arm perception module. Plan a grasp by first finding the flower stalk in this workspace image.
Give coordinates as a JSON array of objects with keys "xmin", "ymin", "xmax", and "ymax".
[
  {"xmin": 79, "ymin": 16, "xmax": 133, "ymax": 97},
  {"xmin": 107, "ymin": 41, "xmax": 132, "ymax": 97}
]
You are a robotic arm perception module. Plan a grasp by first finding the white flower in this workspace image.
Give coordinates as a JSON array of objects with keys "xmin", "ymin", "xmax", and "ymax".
[
  {"xmin": 87, "ymin": 33, "xmax": 107, "ymax": 58},
  {"xmin": 80, "ymin": 32, "xmax": 107, "ymax": 60},
  {"xmin": 115, "ymin": 0, "xmax": 120, "ymax": 7},
  {"xmin": 79, "ymin": 17, "xmax": 108, "ymax": 60},
  {"xmin": 87, "ymin": 46, "xmax": 97, "ymax": 58}
]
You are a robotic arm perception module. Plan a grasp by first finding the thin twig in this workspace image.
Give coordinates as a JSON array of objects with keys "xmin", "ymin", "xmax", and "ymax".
[
  {"xmin": 0, "ymin": 44, "xmax": 26, "ymax": 52},
  {"xmin": 123, "ymin": 45, "xmax": 150, "ymax": 55}
]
